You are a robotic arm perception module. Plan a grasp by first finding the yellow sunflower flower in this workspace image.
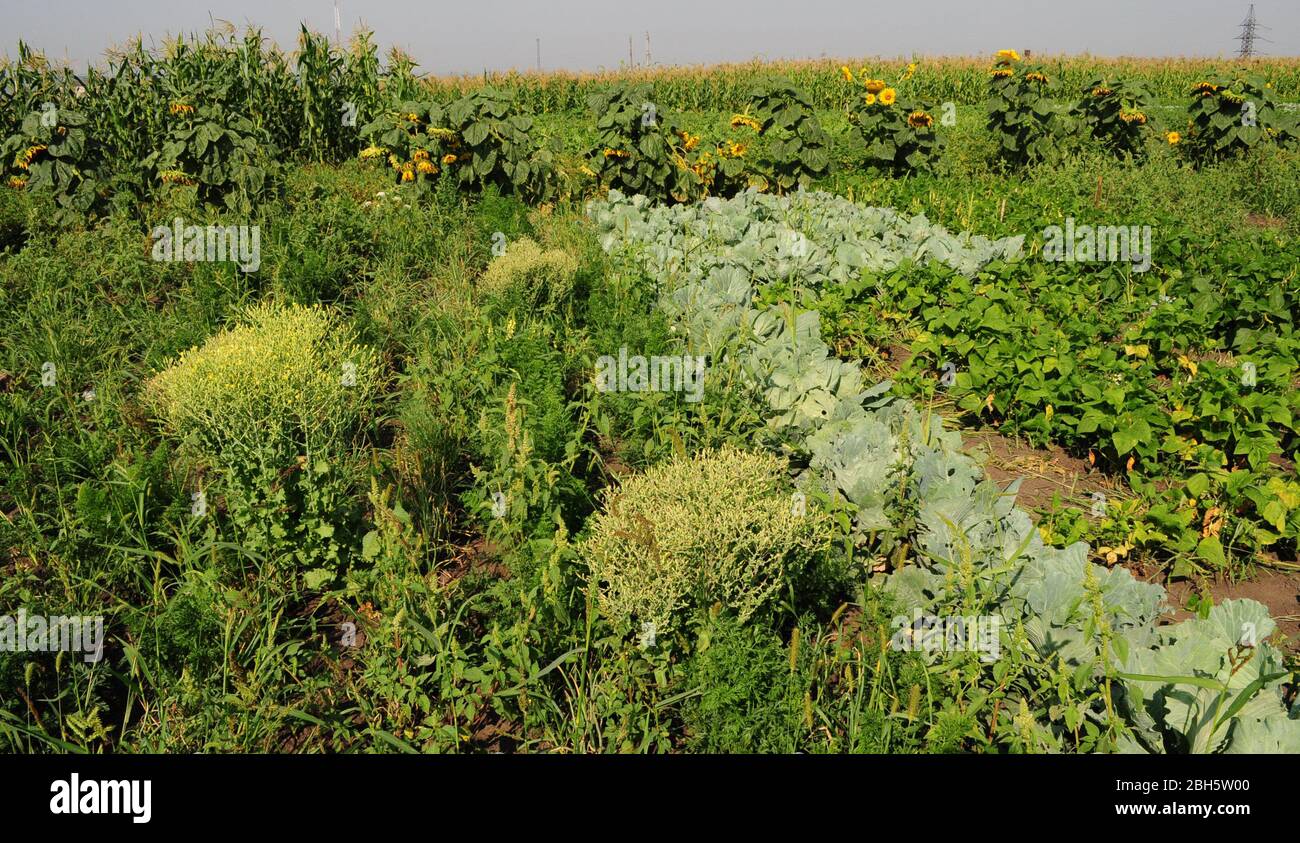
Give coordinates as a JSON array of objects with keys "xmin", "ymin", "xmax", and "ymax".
[
  {"xmin": 840, "ymin": 66, "xmax": 854, "ymax": 83},
  {"xmin": 864, "ymin": 93, "xmax": 877, "ymax": 105},
  {"xmin": 159, "ymin": 169, "xmax": 196, "ymax": 186},
  {"xmin": 1166, "ymin": 131, "xmax": 1181, "ymax": 145},
  {"xmin": 675, "ymin": 129, "xmax": 702, "ymax": 150},
  {"xmin": 865, "ymin": 79, "xmax": 886, "ymax": 94},
  {"xmin": 879, "ymin": 88, "xmax": 897, "ymax": 106}
]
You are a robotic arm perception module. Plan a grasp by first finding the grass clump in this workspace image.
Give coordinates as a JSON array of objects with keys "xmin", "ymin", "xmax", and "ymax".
[{"xmin": 582, "ymin": 445, "xmax": 835, "ymax": 635}]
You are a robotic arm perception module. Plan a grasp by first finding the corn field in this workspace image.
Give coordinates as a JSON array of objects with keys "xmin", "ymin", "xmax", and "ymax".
[
  {"xmin": 0, "ymin": 26, "xmax": 418, "ymax": 166},
  {"xmin": 424, "ymin": 56, "xmax": 1300, "ymax": 113}
]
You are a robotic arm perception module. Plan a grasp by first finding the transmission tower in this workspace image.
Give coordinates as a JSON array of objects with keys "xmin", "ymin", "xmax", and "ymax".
[{"xmin": 1236, "ymin": 5, "xmax": 1271, "ymax": 59}]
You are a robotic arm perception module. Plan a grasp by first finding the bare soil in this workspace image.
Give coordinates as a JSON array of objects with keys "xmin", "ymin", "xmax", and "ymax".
[{"xmin": 961, "ymin": 428, "xmax": 1120, "ymax": 515}]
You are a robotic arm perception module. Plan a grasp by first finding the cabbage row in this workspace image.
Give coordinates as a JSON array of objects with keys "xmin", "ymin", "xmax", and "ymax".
[{"xmin": 588, "ymin": 188, "xmax": 1299, "ymax": 753}]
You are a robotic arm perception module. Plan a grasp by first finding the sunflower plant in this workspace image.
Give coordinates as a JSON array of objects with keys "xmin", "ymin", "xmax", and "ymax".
[
  {"xmin": 585, "ymin": 83, "xmax": 702, "ymax": 204},
  {"xmin": 985, "ymin": 50, "xmax": 1071, "ymax": 168},
  {"xmin": 689, "ymin": 139, "xmax": 753, "ymax": 198},
  {"xmin": 142, "ymin": 96, "xmax": 278, "ymax": 211},
  {"xmin": 845, "ymin": 72, "xmax": 943, "ymax": 173},
  {"xmin": 1178, "ymin": 73, "xmax": 1297, "ymax": 167},
  {"xmin": 359, "ymin": 100, "xmax": 450, "ymax": 194},
  {"xmin": 2, "ymin": 105, "xmax": 101, "ymax": 222},
  {"xmin": 1075, "ymin": 76, "xmax": 1156, "ymax": 160},
  {"xmin": 440, "ymin": 88, "xmax": 555, "ymax": 201},
  {"xmin": 361, "ymin": 90, "xmax": 554, "ymax": 201},
  {"xmin": 744, "ymin": 81, "xmax": 831, "ymax": 192}
]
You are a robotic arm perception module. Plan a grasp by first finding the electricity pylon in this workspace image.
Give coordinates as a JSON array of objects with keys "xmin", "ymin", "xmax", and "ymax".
[{"xmin": 1237, "ymin": 5, "xmax": 1271, "ymax": 59}]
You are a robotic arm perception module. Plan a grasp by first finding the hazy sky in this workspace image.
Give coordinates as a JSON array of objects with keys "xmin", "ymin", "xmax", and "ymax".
[{"xmin": 6, "ymin": 1, "xmax": 1296, "ymax": 75}]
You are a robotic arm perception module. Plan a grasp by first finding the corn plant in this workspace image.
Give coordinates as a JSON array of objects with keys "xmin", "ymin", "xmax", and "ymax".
[
  {"xmin": 297, "ymin": 28, "xmax": 349, "ymax": 162},
  {"xmin": 0, "ymin": 41, "xmax": 79, "ymax": 138}
]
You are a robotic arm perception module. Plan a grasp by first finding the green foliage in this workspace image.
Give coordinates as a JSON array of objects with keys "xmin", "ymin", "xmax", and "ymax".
[
  {"xmin": 143, "ymin": 301, "xmax": 380, "ymax": 571},
  {"xmin": 477, "ymin": 236, "xmax": 578, "ymax": 316},
  {"xmin": 144, "ymin": 301, "xmax": 380, "ymax": 469},
  {"xmin": 592, "ymin": 185, "xmax": 1300, "ymax": 753},
  {"xmin": 846, "ymin": 79, "xmax": 944, "ymax": 173},
  {"xmin": 586, "ymin": 84, "xmax": 698, "ymax": 203},
  {"xmin": 1180, "ymin": 73, "xmax": 1298, "ymax": 167},
  {"xmin": 985, "ymin": 52, "xmax": 1072, "ymax": 168},
  {"xmin": 6, "ymin": 37, "xmax": 1300, "ymax": 756},
  {"xmin": 361, "ymin": 89, "xmax": 553, "ymax": 200},
  {"xmin": 885, "ymin": 234, "xmax": 1300, "ymax": 571},
  {"xmin": 296, "ymin": 27, "xmax": 382, "ymax": 162},
  {"xmin": 1117, "ymin": 600, "xmax": 1296, "ymax": 753},
  {"xmin": 1076, "ymin": 76, "xmax": 1156, "ymax": 160},
  {"xmin": 142, "ymin": 97, "xmax": 277, "ymax": 210},
  {"xmin": 359, "ymin": 99, "xmax": 450, "ymax": 192},
  {"xmin": 399, "ymin": 299, "xmax": 589, "ymax": 545},
  {"xmin": 443, "ymin": 88, "xmax": 555, "ymax": 201},
  {"xmin": 744, "ymin": 81, "xmax": 831, "ymax": 191},
  {"xmin": 683, "ymin": 616, "xmax": 802, "ymax": 752},
  {"xmin": 2, "ymin": 105, "xmax": 100, "ymax": 222}
]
